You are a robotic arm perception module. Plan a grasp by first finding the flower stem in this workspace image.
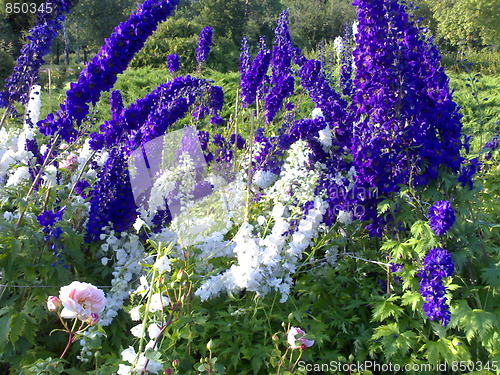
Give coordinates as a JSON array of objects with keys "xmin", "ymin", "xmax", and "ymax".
[
  {"xmin": 59, "ymin": 331, "xmax": 75, "ymax": 359},
  {"xmin": 15, "ymin": 133, "xmax": 61, "ymax": 233}
]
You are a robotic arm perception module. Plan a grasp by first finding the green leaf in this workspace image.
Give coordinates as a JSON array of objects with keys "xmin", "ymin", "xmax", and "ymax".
[
  {"xmin": 380, "ymin": 240, "xmax": 400, "ymax": 251},
  {"xmin": 373, "ymin": 323, "xmax": 399, "ymax": 340},
  {"xmin": 481, "ymin": 264, "xmax": 500, "ymax": 287},
  {"xmin": 0, "ymin": 314, "xmax": 12, "ymax": 347},
  {"xmin": 377, "ymin": 199, "xmax": 392, "ymax": 215},
  {"xmin": 213, "ymin": 363, "xmax": 225, "ymax": 373},
  {"xmin": 401, "ymin": 291, "xmax": 422, "ymax": 312},
  {"xmin": 424, "ymin": 338, "xmax": 453, "ymax": 364},
  {"xmin": 197, "ymin": 363, "xmax": 208, "ymax": 372},
  {"xmin": 65, "ymin": 369, "xmax": 88, "ymax": 375},
  {"xmin": 451, "ymin": 300, "xmax": 499, "ymax": 342},
  {"xmin": 9, "ymin": 312, "xmax": 25, "ymax": 344},
  {"xmin": 371, "ymin": 297, "xmax": 404, "ymax": 322}
]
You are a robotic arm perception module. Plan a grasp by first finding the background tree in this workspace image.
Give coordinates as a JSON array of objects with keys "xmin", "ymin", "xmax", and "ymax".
[
  {"xmin": 281, "ymin": 0, "xmax": 356, "ymax": 50},
  {"xmin": 63, "ymin": 0, "xmax": 137, "ymax": 62},
  {"xmin": 423, "ymin": 0, "xmax": 500, "ymax": 49},
  {"xmin": 244, "ymin": 0, "xmax": 284, "ymax": 45}
]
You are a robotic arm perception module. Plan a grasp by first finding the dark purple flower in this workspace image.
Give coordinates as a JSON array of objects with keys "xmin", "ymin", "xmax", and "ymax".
[
  {"xmin": 428, "ymin": 200, "xmax": 456, "ymax": 236},
  {"xmin": 193, "ymin": 106, "xmax": 209, "ymax": 120},
  {"xmin": 75, "ymin": 180, "xmax": 91, "ymax": 198},
  {"xmin": 38, "ymin": 0, "xmax": 181, "ymax": 142},
  {"xmin": 350, "ymin": 0, "xmax": 464, "ymax": 195},
  {"xmin": 212, "ymin": 133, "xmax": 226, "ymax": 148},
  {"xmin": 85, "ymin": 147, "xmax": 137, "ymax": 242},
  {"xmin": 230, "ymin": 133, "xmax": 246, "ymax": 149},
  {"xmin": 110, "ymin": 90, "xmax": 124, "ymax": 122},
  {"xmin": 37, "ymin": 206, "xmax": 67, "ymax": 267},
  {"xmin": 458, "ymin": 157, "xmax": 480, "ymax": 190},
  {"xmin": 3, "ymin": 1, "xmax": 74, "ymax": 106},
  {"xmin": 299, "ymin": 59, "xmax": 350, "ymax": 145},
  {"xmin": 265, "ymin": 9, "xmax": 296, "ymax": 123},
  {"xmin": 37, "ymin": 207, "xmax": 65, "ymax": 227},
  {"xmin": 197, "ymin": 26, "xmax": 213, "ymax": 65},
  {"xmin": 89, "ymin": 75, "xmax": 219, "ymax": 153},
  {"xmin": 210, "ymin": 115, "xmax": 224, "ymax": 125},
  {"xmin": 419, "ymin": 248, "xmax": 454, "ymax": 326},
  {"xmin": 240, "ymin": 40, "xmax": 272, "ymax": 107},
  {"xmin": 167, "ymin": 53, "xmax": 180, "ymax": 73},
  {"xmin": 209, "ymin": 86, "xmax": 224, "ymax": 113}
]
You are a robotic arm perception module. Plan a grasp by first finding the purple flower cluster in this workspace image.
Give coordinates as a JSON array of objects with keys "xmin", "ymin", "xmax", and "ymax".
[
  {"xmin": 483, "ymin": 128, "xmax": 499, "ymax": 160},
  {"xmin": 458, "ymin": 157, "xmax": 480, "ymax": 190},
  {"xmin": 350, "ymin": 0, "xmax": 464, "ymax": 194},
  {"xmin": 2, "ymin": 1, "xmax": 74, "ymax": 106},
  {"xmin": 240, "ymin": 39, "xmax": 272, "ymax": 106},
  {"xmin": 167, "ymin": 53, "xmax": 181, "ymax": 73},
  {"xmin": 25, "ymin": 138, "xmax": 44, "ymax": 188},
  {"xmin": 85, "ymin": 75, "xmax": 227, "ymax": 241},
  {"xmin": 90, "ymin": 75, "xmax": 221, "ymax": 153},
  {"xmin": 37, "ymin": 206, "xmax": 67, "ymax": 267},
  {"xmin": 196, "ymin": 26, "xmax": 213, "ymax": 66},
  {"xmin": 74, "ymin": 180, "xmax": 91, "ymax": 199},
  {"xmin": 38, "ymin": 0, "xmax": 180, "ymax": 142},
  {"xmin": 265, "ymin": 10, "xmax": 296, "ymax": 123},
  {"xmin": 428, "ymin": 200, "xmax": 456, "ymax": 236},
  {"xmin": 253, "ymin": 128, "xmax": 282, "ymax": 175},
  {"xmin": 299, "ymin": 59, "xmax": 350, "ymax": 145},
  {"xmin": 85, "ymin": 148, "xmax": 137, "ymax": 242},
  {"xmin": 419, "ymin": 248, "xmax": 454, "ymax": 326}
]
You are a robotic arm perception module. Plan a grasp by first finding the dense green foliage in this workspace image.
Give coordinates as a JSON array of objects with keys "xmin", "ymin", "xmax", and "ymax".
[
  {"xmin": 1, "ymin": 0, "xmax": 498, "ymax": 71},
  {"xmin": 422, "ymin": 0, "xmax": 500, "ymax": 48}
]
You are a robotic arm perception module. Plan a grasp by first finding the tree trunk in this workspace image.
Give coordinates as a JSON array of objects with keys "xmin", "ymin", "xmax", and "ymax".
[{"xmin": 63, "ymin": 23, "xmax": 70, "ymax": 65}]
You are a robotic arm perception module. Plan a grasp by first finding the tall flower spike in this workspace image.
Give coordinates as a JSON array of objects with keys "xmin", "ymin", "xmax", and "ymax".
[
  {"xmin": 2, "ymin": 1, "xmax": 75, "ymax": 107},
  {"xmin": 85, "ymin": 147, "xmax": 138, "ymax": 242},
  {"xmin": 240, "ymin": 42, "xmax": 272, "ymax": 107},
  {"xmin": 167, "ymin": 53, "xmax": 180, "ymax": 74},
  {"xmin": 299, "ymin": 59, "xmax": 350, "ymax": 146},
  {"xmin": 265, "ymin": 9, "xmax": 296, "ymax": 123},
  {"xmin": 38, "ymin": 0, "xmax": 181, "ymax": 142},
  {"xmin": 351, "ymin": 0, "xmax": 465, "ymax": 194},
  {"xmin": 196, "ymin": 26, "xmax": 213, "ymax": 68},
  {"xmin": 240, "ymin": 37, "xmax": 251, "ymax": 77},
  {"xmin": 419, "ymin": 248, "xmax": 454, "ymax": 326},
  {"xmin": 339, "ymin": 23, "xmax": 354, "ymax": 97}
]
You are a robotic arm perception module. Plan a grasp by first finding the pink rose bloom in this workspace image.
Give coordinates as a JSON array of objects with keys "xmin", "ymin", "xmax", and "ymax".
[
  {"xmin": 287, "ymin": 327, "xmax": 314, "ymax": 350},
  {"xmin": 47, "ymin": 296, "xmax": 62, "ymax": 312},
  {"xmin": 59, "ymin": 281, "xmax": 106, "ymax": 321},
  {"xmin": 60, "ymin": 154, "xmax": 79, "ymax": 171}
]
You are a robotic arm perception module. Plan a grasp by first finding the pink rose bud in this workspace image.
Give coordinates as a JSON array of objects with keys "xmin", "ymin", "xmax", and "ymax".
[
  {"xmin": 287, "ymin": 326, "xmax": 314, "ymax": 350},
  {"xmin": 164, "ymin": 369, "xmax": 173, "ymax": 375},
  {"xmin": 172, "ymin": 359, "xmax": 179, "ymax": 367},
  {"xmin": 47, "ymin": 296, "xmax": 62, "ymax": 312}
]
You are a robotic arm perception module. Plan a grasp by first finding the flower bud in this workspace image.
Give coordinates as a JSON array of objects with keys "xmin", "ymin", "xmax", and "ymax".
[
  {"xmin": 172, "ymin": 359, "xmax": 179, "ymax": 367},
  {"xmin": 175, "ymin": 269, "xmax": 188, "ymax": 283},
  {"xmin": 164, "ymin": 369, "xmax": 173, "ymax": 375},
  {"xmin": 47, "ymin": 296, "xmax": 62, "ymax": 312},
  {"xmin": 88, "ymin": 313, "xmax": 100, "ymax": 325},
  {"xmin": 206, "ymin": 339, "xmax": 214, "ymax": 351}
]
